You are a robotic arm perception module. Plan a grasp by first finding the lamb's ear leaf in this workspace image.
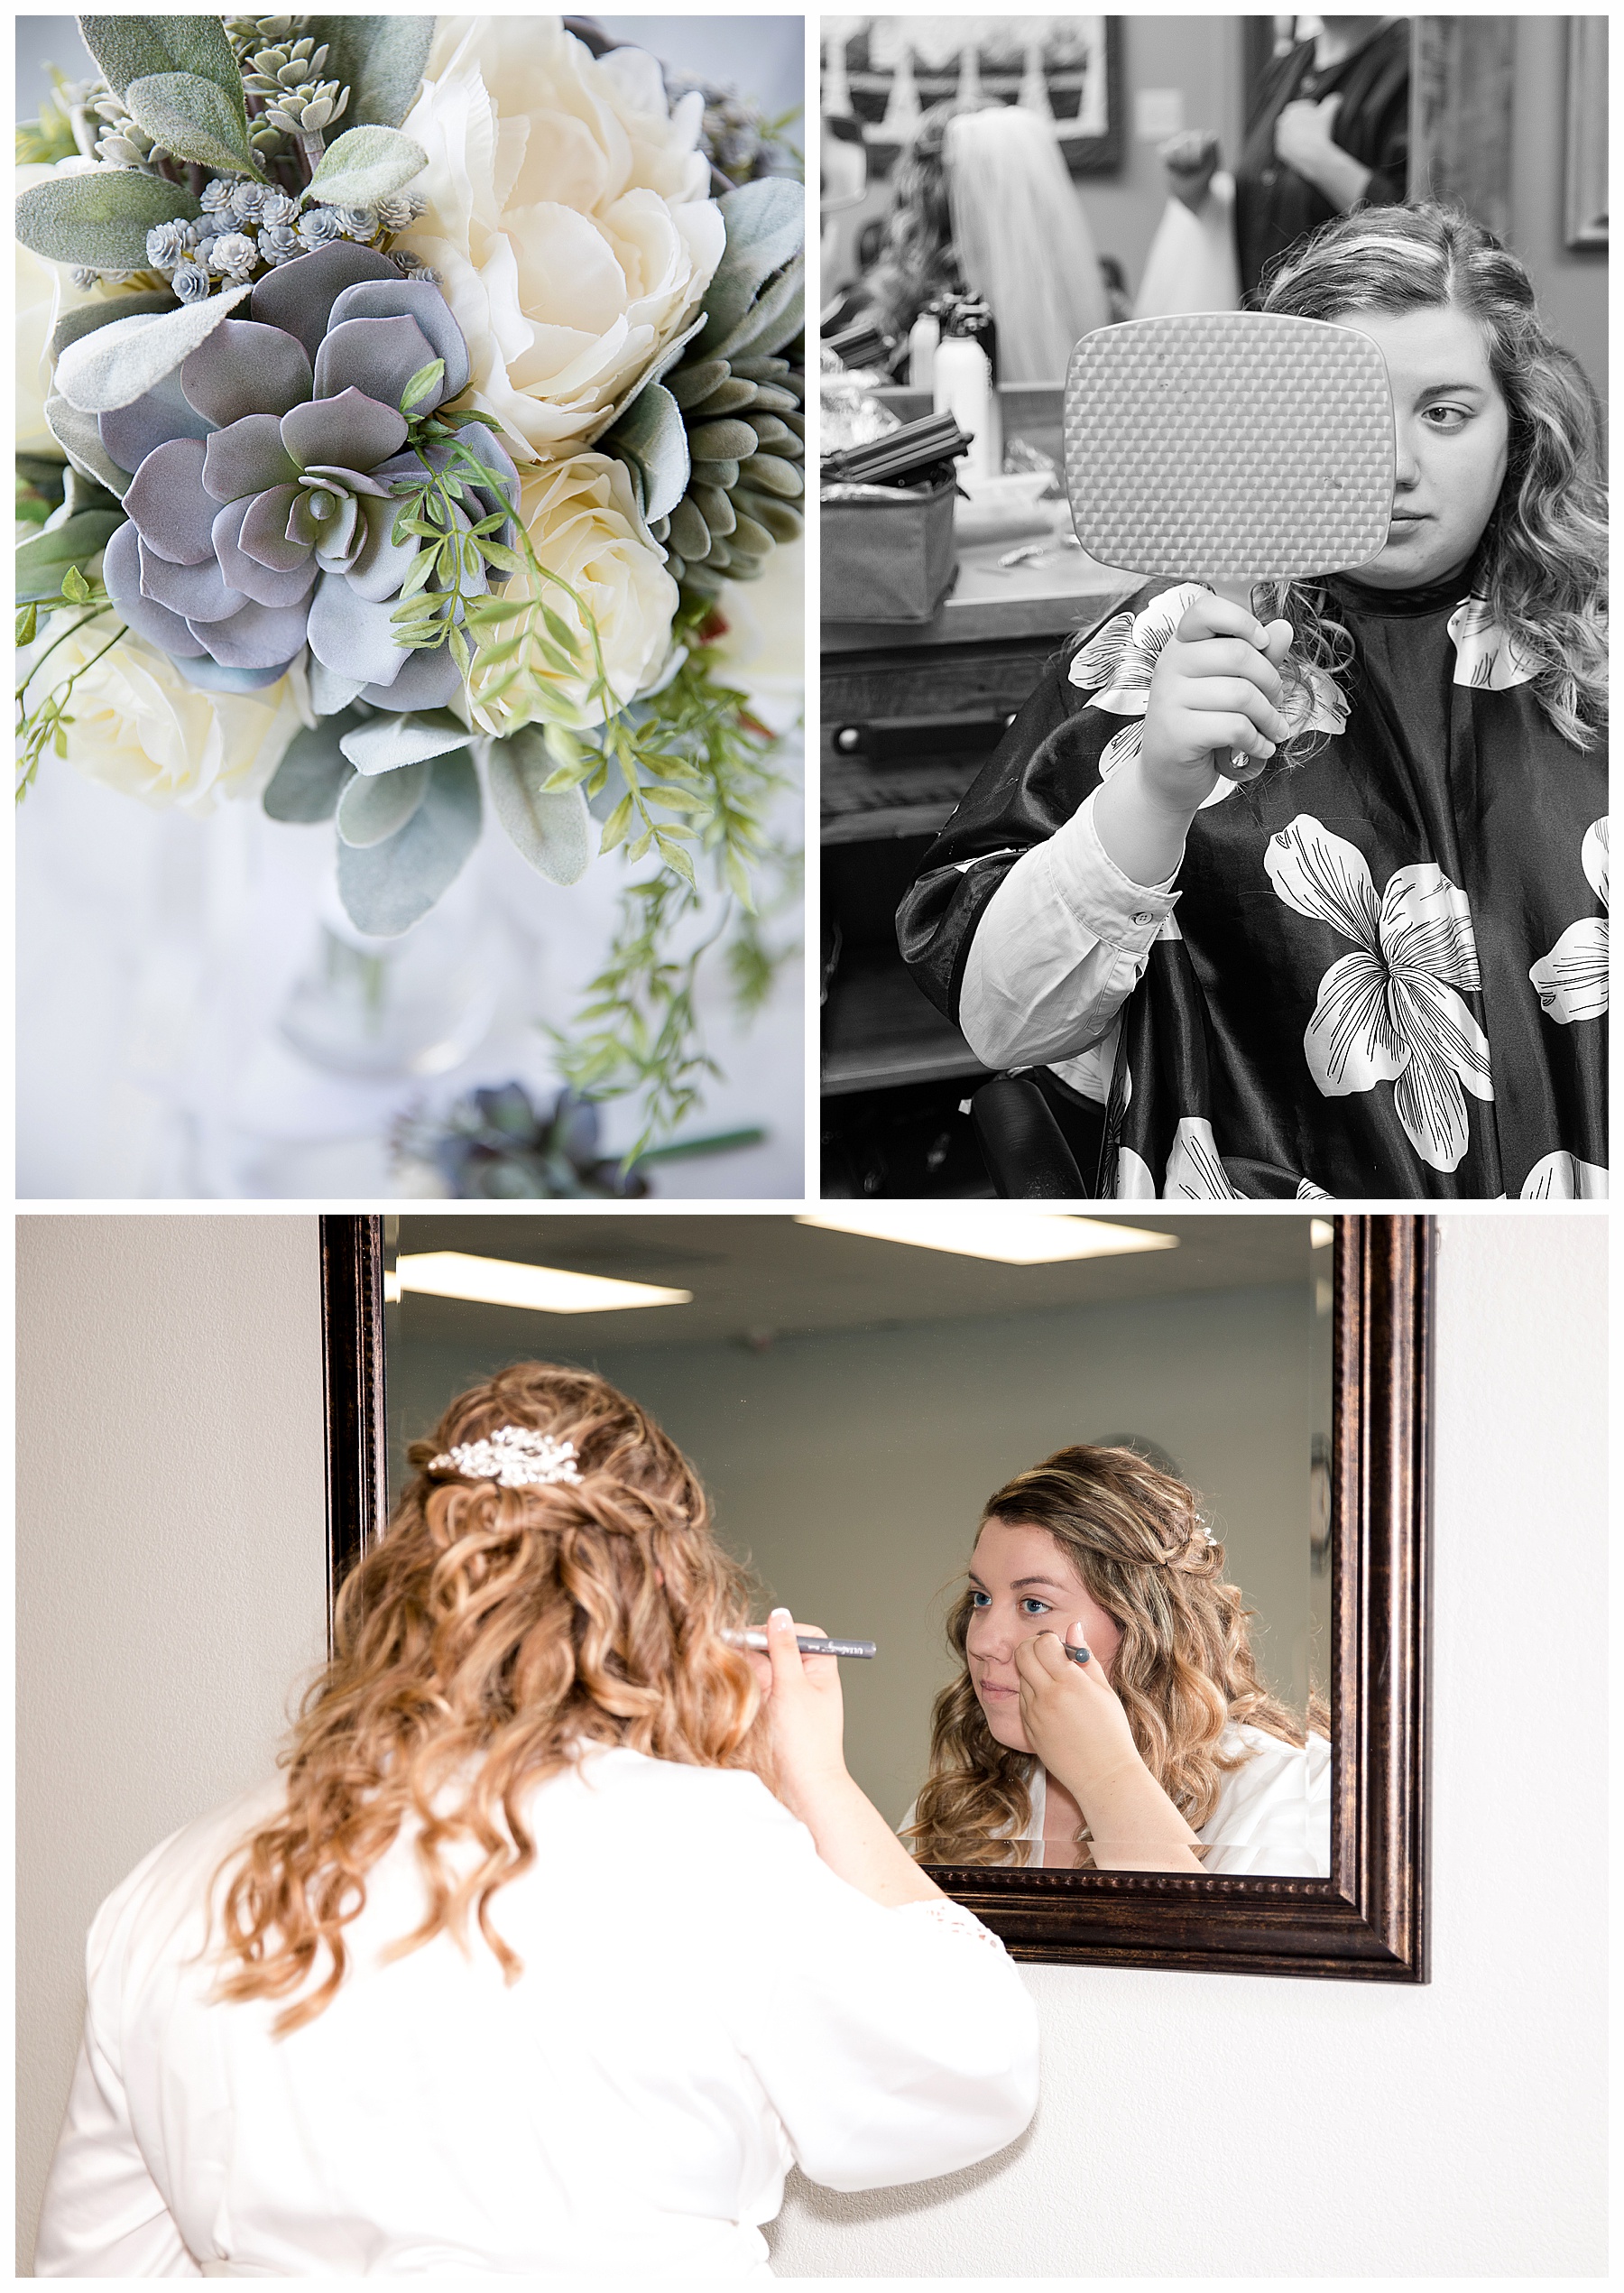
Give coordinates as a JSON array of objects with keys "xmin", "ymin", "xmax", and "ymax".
[
  {"xmin": 604, "ymin": 383, "xmax": 689, "ymax": 527},
  {"xmin": 709, "ymin": 255, "xmax": 805, "ymax": 364},
  {"xmin": 14, "ymin": 171, "xmax": 201, "ymax": 272},
  {"xmin": 339, "ymin": 707, "xmax": 472, "ymax": 776},
  {"xmin": 263, "ymin": 712, "xmax": 364, "ymax": 822},
  {"xmin": 306, "ymin": 16, "xmax": 435, "ymax": 129},
  {"xmin": 304, "ymin": 125, "xmax": 428, "ymax": 212},
  {"xmin": 336, "ymin": 757, "xmax": 430, "ymax": 846},
  {"xmin": 78, "ymin": 14, "xmax": 246, "ymax": 105},
  {"xmin": 52, "ymin": 282, "xmax": 253, "ymax": 413},
  {"xmin": 337, "ymin": 748, "xmax": 482, "ymax": 934},
  {"xmin": 125, "ymin": 70, "xmax": 260, "ymax": 180},
  {"xmin": 14, "ymin": 511, "xmax": 125, "ymax": 602},
  {"xmin": 698, "ymin": 179, "xmax": 805, "ymax": 356},
  {"xmin": 487, "ymin": 730, "xmax": 595, "ymax": 884},
  {"xmin": 44, "ymin": 393, "xmax": 132, "ymax": 497},
  {"xmin": 50, "ymin": 291, "xmax": 179, "ymax": 367}
]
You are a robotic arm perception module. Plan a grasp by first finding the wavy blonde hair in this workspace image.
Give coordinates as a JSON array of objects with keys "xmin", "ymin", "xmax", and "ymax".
[
  {"xmin": 214, "ymin": 1364, "xmax": 764, "ymax": 2032},
  {"xmin": 1260, "ymin": 202, "xmax": 1608, "ymax": 755},
  {"xmin": 903, "ymin": 1445, "xmax": 1327, "ymax": 1868}
]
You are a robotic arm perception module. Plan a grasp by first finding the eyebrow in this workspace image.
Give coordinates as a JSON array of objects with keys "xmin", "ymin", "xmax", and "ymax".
[
  {"xmin": 967, "ymin": 1571, "xmax": 1074, "ymax": 1594},
  {"xmin": 1415, "ymin": 381, "xmax": 1486, "ymax": 397}
]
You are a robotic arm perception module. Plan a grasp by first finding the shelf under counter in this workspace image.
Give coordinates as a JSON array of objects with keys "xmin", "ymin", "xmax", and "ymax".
[
  {"xmin": 822, "ymin": 945, "xmax": 992, "ymax": 1098},
  {"xmin": 818, "ymin": 524, "xmax": 1130, "ymax": 1185}
]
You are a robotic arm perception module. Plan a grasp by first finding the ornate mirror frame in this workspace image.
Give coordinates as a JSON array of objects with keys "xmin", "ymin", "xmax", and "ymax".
[{"xmin": 319, "ymin": 1214, "xmax": 1432, "ymax": 1984}]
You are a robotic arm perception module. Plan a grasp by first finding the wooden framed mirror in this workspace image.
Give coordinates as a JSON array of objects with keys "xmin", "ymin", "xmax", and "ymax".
[{"xmin": 319, "ymin": 1213, "xmax": 1431, "ymax": 1984}]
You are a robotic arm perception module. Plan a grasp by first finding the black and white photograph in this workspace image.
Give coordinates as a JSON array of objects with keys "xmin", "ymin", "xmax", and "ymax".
[{"xmin": 819, "ymin": 14, "xmax": 1608, "ymax": 1201}]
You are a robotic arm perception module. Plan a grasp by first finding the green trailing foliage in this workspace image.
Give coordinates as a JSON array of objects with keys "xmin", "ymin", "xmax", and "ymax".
[
  {"xmin": 549, "ymin": 633, "xmax": 801, "ymax": 1160},
  {"xmin": 14, "ymin": 564, "xmax": 123, "ymax": 799}
]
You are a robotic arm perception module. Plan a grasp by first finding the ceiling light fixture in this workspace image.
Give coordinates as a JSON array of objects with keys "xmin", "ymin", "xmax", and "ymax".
[
  {"xmin": 1310, "ymin": 1220, "xmax": 1336, "ymax": 1250},
  {"xmin": 794, "ymin": 1210, "xmax": 1177, "ymax": 1264},
  {"xmin": 395, "ymin": 1252, "xmax": 692, "ymax": 1314}
]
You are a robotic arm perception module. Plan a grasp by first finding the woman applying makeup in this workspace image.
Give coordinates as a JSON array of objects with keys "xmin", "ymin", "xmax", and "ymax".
[
  {"xmin": 36, "ymin": 1365, "xmax": 1037, "ymax": 2278},
  {"xmin": 903, "ymin": 1446, "xmax": 1330, "ymax": 1876}
]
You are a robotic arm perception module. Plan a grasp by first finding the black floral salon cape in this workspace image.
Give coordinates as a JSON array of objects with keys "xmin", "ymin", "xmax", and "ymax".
[{"xmin": 898, "ymin": 573, "xmax": 1608, "ymax": 1199}]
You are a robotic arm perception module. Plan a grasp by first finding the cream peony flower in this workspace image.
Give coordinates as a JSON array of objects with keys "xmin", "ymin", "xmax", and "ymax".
[
  {"xmin": 16, "ymin": 161, "xmax": 101, "ymax": 455},
  {"xmin": 402, "ymin": 15, "xmax": 725, "ymax": 461},
  {"xmin": 23, "ymin": 618, "xmax": 310, "ymax": 816},
  {"xmin": 469, "ymin": 452, "xmax": 679, "ymax": 735}
]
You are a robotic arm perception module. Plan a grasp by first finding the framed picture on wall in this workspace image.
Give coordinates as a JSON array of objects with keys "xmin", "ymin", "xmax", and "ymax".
[
  {"xmin": 826, "ymin": 15, "xmax": 1125, "ymax": 180},
  {"xmin": 1564, "ymin": 16, "xmax": 1608, "ymax": 251}
]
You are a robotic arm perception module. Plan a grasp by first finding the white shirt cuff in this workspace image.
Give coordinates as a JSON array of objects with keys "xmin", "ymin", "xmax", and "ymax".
[{"xmin": 1046, "ymin": 786, "xmax": 1181, "ymax": 948}]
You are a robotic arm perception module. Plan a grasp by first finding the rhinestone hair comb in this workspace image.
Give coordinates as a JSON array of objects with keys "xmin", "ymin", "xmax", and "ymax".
[{"xmin": 428, "ymin": 1427, "xmax": 583, "ymax": 1489}]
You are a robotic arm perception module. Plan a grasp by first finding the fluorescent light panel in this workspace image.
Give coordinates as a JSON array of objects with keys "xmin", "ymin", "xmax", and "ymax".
[
  {"xmin": 396, "ymin": 1252, "xmax": 692, "ymax": 1315},
  {"xmin": 795, "ymin": 1210, "xmax": 1177, "ymax": 1264}
]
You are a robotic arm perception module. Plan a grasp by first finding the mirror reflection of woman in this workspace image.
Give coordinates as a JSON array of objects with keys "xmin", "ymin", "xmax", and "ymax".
[
  {"xmin": 36, "ymin": 1365, "xmax": 1038, "ymax": 2278},
  {"xmin": 903, "ymin": 1447, "xmax": 1331, "ymax": 1876}
]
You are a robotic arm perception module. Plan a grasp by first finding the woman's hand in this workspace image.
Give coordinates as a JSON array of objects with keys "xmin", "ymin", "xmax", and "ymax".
[
  {"xmin": 1013, "ymin": 1623, "xmax": 1143, "ymax": 1803},
  {"xmin": 744, "ymin": 1609, "xmax": 847, "ymax": 1818},
  {"xmin": 1015, "ymin": 1625, "xmax": 1204, "ymax": 1872},
  {"xmin": 747, "ymin": 1609, "xmax": 944, "ymax": 1907},
  {"xmin": 1272, "ymin": 91, "xmax": 1373, "ymax": 212},
  {"xmin": 1159, "ymin": 128, "xmax": 1220, "ymax": 213},
  {"xmin": 1139, "ymin": 591, "xmax": 1294, "ymax": 814}
]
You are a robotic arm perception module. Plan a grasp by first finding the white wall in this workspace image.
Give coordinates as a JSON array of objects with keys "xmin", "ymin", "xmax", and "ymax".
[
  {"xmin": 767, "ymin": 1211, "xmax": 1609, "ymax": 2275},
  {"xmin": 14, "ymin": 1212, "xmax": 1608, "ymax": 2276},
  {"xmin": 14, "ymin": 1216, "xmax": 329, "ymax": 2276}
]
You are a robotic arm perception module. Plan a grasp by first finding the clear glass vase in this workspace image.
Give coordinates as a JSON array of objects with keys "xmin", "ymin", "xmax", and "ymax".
[{"xmin": 278, "ymin": 878, "xmax": 501, "ymax": 1080}]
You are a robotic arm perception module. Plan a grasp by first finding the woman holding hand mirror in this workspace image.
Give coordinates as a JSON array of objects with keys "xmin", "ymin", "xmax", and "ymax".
[{"xmin": 903, "ymin": 1447, "xmax": 1331, "ymax": 1876}]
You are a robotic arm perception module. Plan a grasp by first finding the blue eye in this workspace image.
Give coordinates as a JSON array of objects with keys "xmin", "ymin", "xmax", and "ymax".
[
  {"xmin": 969, "ymin": 1590, "xmax": 991, "ymax": 1609},
  {"xmin": 1019, "ymin": 1597, "xmax": 1052, "ymax": 1617}
]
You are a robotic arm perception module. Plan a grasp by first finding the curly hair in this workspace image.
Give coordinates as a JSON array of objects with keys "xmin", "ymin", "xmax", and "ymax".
[
  {"xmin": 902, "ymin": 1445, "xmax": 1326, "ymax": 1868},
  {"xmin": 1259, "ymin": 201, "xmax": 1608, "ymax": 754},
  {"xmin": 860, "ymin": 102, "xmax": 964, "ymax": 344},
  {"xmin": 213, "ymin": 1364, "xmax": 765, "ymax": 2033}
]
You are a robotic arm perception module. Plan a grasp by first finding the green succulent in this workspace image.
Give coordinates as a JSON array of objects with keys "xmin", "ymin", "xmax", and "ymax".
[
  {"xmin": 606, "ymin": 177, "xmax": 806, "ymax": 604},
  {"xmin": 656, "ymin": 350, "xmax": 805, "ymax": 593}
]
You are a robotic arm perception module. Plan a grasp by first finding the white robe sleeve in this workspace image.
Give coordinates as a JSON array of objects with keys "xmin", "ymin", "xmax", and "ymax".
[
  {"xmin": 737, "ymin": 1815, "xmax": 1038, "ymax": 2194},
  {"xmin": 35, "ymin": 1832, "xmax": 200, "ymax": 2278},
  {"xmin": 959, "ymin": 787, "xmax": 1181, "ymax": 1072},
  {"xmin": 1198, "ymin": 1731, "xmax": 1333, "ymax": 1878},
  {"xmin": 34, "ymin": 2004, "xmax": 197, "ymax": 2276}
]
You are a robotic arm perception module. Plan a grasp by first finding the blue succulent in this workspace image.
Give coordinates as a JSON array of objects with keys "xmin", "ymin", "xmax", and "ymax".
[{"xmin": 95, "ymin": 243, "xmax": 520, "ymax": 706}]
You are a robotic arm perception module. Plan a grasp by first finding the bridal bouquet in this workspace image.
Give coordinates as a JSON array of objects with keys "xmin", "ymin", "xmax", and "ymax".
[{"xmin": 17, "ymin": 14, "xmax": 804, "ymax": 1110}]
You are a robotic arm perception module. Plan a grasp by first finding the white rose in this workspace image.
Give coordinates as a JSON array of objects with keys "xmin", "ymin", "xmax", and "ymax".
[
  {"xmin": 23, "ymin": 618, "xmax": 310, "ymax": 816},
  {"xmin": 16, "ymin": 160, "xmax": 102, "ymax": 455},
  {"xmin": 402, "ymin": 16, "xmax": 726, "ymax": 462},
  {"xmin": 468, "ymin": 453, "xmax": 678, "ymax": 735}
]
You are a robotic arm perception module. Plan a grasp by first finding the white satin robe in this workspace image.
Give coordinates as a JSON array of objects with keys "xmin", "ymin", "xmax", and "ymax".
[{"xmin": 36, "ymin": 1747, "xmax": 1038, "ymax": 2277}]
